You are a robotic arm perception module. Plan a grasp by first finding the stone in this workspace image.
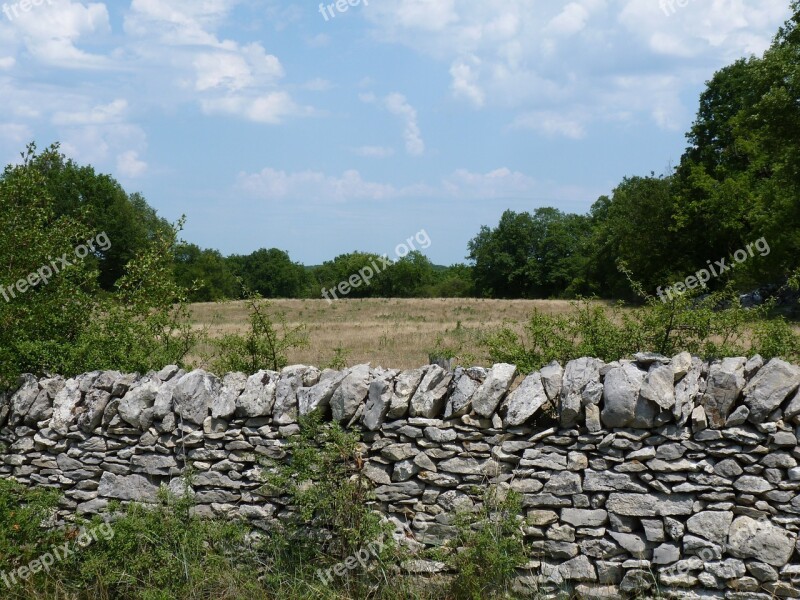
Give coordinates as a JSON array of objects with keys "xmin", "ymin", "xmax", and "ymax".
[
  {"xmin": 674, "ymin": 361, "xmax": 703, "ymax": 426},
  {"xmin": 409, "ymin": 365, "xmax": 452, "ymax": 419},
  {"xmin": 702, "ymin": 358, "xmax": 746, "ymax": 428},
  {"xmin": 686, "ymin": 511, "xmax": 733, "ymax": 546},
  {"xmin": 543, "ymin": 471, "xmax": 582, "ymax": 495},
  {"xmin": 608, "ymin": 531, "xmax": 648, "ymax": 558},
  {"xmin": 743, "ymin": 358, "xmax": 800, "ymax": 423},
  {"xmin": 118, "ymin": 380, "xmax": 159, "ymax": 429},
  {"xmin": 173, "ymin": 370, "xmax": 220, "ymax": 425},
  {"xmin": 298, "ymin": 368, "xmax": 346, "ymax": 416},
  {"xmin": 640, "ymin": 363, "xmax": 676, "ymax": 411},
  {"xmin": 601, "ymin": 363, "xmax": 653, "ymax": 428},
  {"xmin": 98, "ymin": 472, "xmax": 159, "ymax": 502},
  {"xmin": 503, "ymin": 371, "xmax": 548, "ymax": 426},
  {"xmin": 725, "ymin": 405, "xmax": 750, "ymax": 427},
  {"xmin": 560, "ymin": 509, "xmax": 607, "ymax": 528},
  {"xmin": 362, "ymin": 377, "xmax": 393, "ymax": 430},
  {"xmin": 559, "ymin": 555, "xmax": 597, "ymax": 581},
  {"xmin": 619, "ymin": 569, "xmax": 653, "ymax": 594},
  {"xmin": 733, "ymin": 475, "xmax": 772, "ymax": 493},
  {"xmin": 131, "ymin": 454, "xmax": 178, "ymax": 475},
  {"xmin": 444, "ymin": 368, "xmax": 483, "ymax": 418},
  {"xmin": 691, "ymin": 405, "xmax": 708, "ymax": 432},
  {"xmin": 329, "ymin": 364, "xmax": 372, "ymax": 423},
  {"xmin": 77, "ymin": 388, "xmax": 111, "ymax": 432},
  {"xmin": 51, "ymin": 378, "xmax": 82, "ymax": 435},
  {"xmin": 562, "ymin": 358, "xmax": 604, "ymax": 427},
  {"xmin": 652, "ymin": 542, "xmax": 680, "ymax": 565},
  {"xmin": 672, "ymin": 352, "xmax": 692, "ymax": 381},
  {"xmin": 606, "ymin": 493, "xmax": 693, "ymax": 517},
  {"xmin": 472, "ymin": 363, "xmax": 517, "ymax": 418},
  {"xmin": 389, "ymin": 368, "xmax": 424, "ymax": 419},
  {"xmin": 539, "ymin": 360, "xmax": 564, "ymax": 402},
  {"xmin": 706, "ymin": 558, "xmax": 745, "ymax": 580},
  {"xmin": 727, "ymin": 517, "xmax": 795, "ymax": 567},
  {"xmin": 714, "ymin": 458, "xmax": 743, "ymax": 477},
  {"xmin": 274, "ymin": 365, "xmax": 313, "ymax": 425},
  {"xmin": 212, "ymin": 372, "xmax": 246, "ymax": 419}
]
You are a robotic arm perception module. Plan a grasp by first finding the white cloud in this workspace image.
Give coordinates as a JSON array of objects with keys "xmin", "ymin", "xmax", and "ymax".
[
  {"xmin": 352, "ymin": 146, "xmax": 395, "ymax": 158},
  {"xmin": 117, "ymin": 150, "xmax": 148, "ymax": 178},
  {"xmin": 450, "ymin": 57, "xmax": 485, "ymax": 107},
  {"xmin": 193, "ymin": 45, "xmax": 283, "ymax": 92},
  {"xmin": 0, "ymin": 57, "xmax": 14, "ymax": 70},
  {"xmin": 363, "ymin": 0, "xmax": 791, "ymax": 136},
  {"xmin": 53, "ymin": 99, "xmax": 129, "ymax": 126},
  {"xmin": 548, "ymin": 3, "xmax": 591, "ymax": 36},
  {"xmin": 201, "ymin": 92, "xmax": 315, "ymax": 124},
  {"xmin": 512, "ymin": 111, "xmax": 586, "ymax": 139},
  {"xmin": 236, "ymin": 165, "xmax": 589, "ymax": 204},
  {"xmin": 237, "ymin": 168, "xmax": 411, "ymax": 202},
  {"xmin": 123, "ymin": 0, "xmax": 312, "ymax": 126},
  {"xmin": 0, "ymin": 122, "xmax": 32, "ymax": 145},
  {"xmin": 6, "ymin": 0, "xmax": 111, "ymax": 69},
  {"xmin": 384, "ymin": 93, "xmax": 424, "ymax": 156}
]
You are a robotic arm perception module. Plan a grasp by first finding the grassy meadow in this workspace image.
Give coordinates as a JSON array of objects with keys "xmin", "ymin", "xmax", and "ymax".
[{"xmin": 187, "ymin": 298, "xmax": 614, "ymax": 370}]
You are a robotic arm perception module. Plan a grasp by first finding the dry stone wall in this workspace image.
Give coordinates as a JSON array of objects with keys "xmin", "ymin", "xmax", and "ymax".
[{"xmin": 3, "ymin": 353, "xmax": 800, "ymax": 598}]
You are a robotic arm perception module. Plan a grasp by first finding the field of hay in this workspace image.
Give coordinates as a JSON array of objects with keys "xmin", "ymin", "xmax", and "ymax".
[{"xmin": 188, "ymin": 298, "xmax": 606, "ymax": 370}]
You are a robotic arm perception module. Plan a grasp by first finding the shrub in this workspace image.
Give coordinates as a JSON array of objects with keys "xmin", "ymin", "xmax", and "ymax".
[
  {"xmin": 260, "ymin": 412, "xmax": 394, "ymax": 595},
  {"xmin": 211, "ymin": 292, "xmax": 309, "ymax": 374},
  {"xmin": 448, "ymin": 487, "xmax": 527, "ymax": 600},
  {"xmin": 482, "ymin": 285, "xmax": 800, "ymax": 374}
]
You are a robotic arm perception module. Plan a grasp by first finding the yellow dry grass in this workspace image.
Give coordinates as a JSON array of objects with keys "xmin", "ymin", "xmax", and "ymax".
[{"xmin": 187, "ymin": 298, "xmax": 610, "ymax": 370}]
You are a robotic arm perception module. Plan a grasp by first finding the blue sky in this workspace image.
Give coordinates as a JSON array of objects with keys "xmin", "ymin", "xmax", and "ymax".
[{"xmin": 0, "ymin": 0, "xmax": 792, "ymax": 265}]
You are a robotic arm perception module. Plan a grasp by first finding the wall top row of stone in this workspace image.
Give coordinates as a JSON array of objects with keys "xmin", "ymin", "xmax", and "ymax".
[{"xmin": 2, "ymin": 353, "xmax": 800, "ymax": 439}]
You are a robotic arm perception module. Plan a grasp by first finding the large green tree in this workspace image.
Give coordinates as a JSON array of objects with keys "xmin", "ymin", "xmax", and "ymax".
[{"xmin": 28, "ymin": 146, "xmax": 170, "ymax": 290}]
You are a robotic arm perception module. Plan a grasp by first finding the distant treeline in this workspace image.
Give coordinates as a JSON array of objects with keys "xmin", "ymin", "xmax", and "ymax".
[{"xmin": 12, "ymin": 4, "xmax": 800, "ymax": 303}]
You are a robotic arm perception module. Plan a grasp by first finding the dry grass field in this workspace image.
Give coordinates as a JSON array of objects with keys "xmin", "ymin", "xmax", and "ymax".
[{"xmin": 188, "ymin": 298, "xmax": 612, "ymax": 370}]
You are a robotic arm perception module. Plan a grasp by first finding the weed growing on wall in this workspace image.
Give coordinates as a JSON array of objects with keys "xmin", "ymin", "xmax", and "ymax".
[{"xmin": 448, "ymin": 486, "xmax": 527, "ymax": 600}]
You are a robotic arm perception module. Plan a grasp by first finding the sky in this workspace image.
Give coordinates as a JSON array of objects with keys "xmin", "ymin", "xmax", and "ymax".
[{"xmin": 0, "ymin": 0, "xmax": 793, "ymax": 266}]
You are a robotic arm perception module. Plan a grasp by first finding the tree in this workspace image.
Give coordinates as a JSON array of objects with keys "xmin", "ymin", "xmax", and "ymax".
[
  {"xmin": 27, "ymin": 146, "xmax": 170, "ymax": 290},
  {"xmin": 0, "ymin": 144, "xmax": 195, "ymax": 386},
  {"xmin": 229, "ymin": 248, "xmax": 310, "ymax": 298},
  {"xmin": 174, "ymin": 243, "xmax": 239, "ymax": 301}
]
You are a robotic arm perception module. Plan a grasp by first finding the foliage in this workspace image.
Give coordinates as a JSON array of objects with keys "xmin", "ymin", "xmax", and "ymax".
[
  {"xmin": 67, "ymin": 217, "xmax": 197, "ymax": 375},
  {"xmin": 448, "ymin": 487, "xmax": 527, "ymax": 600},
  {"xmin": 467, "ymin": 208, "xmax": 593, "ymax": 299},
  {"xmin": 0, "ymin": 479, "xmax": 63, "ymax": 574},
  {"xmin": 27, "ymin": 144, "xmax": 171, "ymax": 291},
  {"xmin": 174, "ymin": 243, "xmax": 240, "ymax": 302},
  {"xmin": 0, "ymin": 144, "xmax": 98, "ymax": 386},
  {"xmin": 482, "ymin": 264, "xmax": 800, "ymax": 372},
  {"xmin": 0, "ymin": 144, "xmax": 196, "ymax": 386},
  {"xmin": 211, "ymin": 291, "xmax": 309, "ymax": 373},
  {"xmin": 482, "ymin": 280, "xmax": 800, "ymax": 375},
  {"xmin": 263, "ymin": 412, "xmax": 387, "ymax": 563},
  {"xmin": 324, "ymin": 345, "xmax": 351, "ymax": 370},
  {"xmin": 228, "ymin": 248, "xmax": 311, "ymax": 299}
]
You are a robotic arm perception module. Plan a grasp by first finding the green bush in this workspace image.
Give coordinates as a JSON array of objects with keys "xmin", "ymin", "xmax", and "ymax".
[
  {"xmin": 448, "ymin": 487, "xmax": 527, "ymax": 600},
  {"xmin": 482, "ymin": 285, "xmax": 800, "ymax": 374},
  {"xmin": 0, "ymin": 144, "xmax": 196, "ymax": 388},
  {"xmin": 211, "ymin": 292, "xmax": 309, "ymax": 374}
]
